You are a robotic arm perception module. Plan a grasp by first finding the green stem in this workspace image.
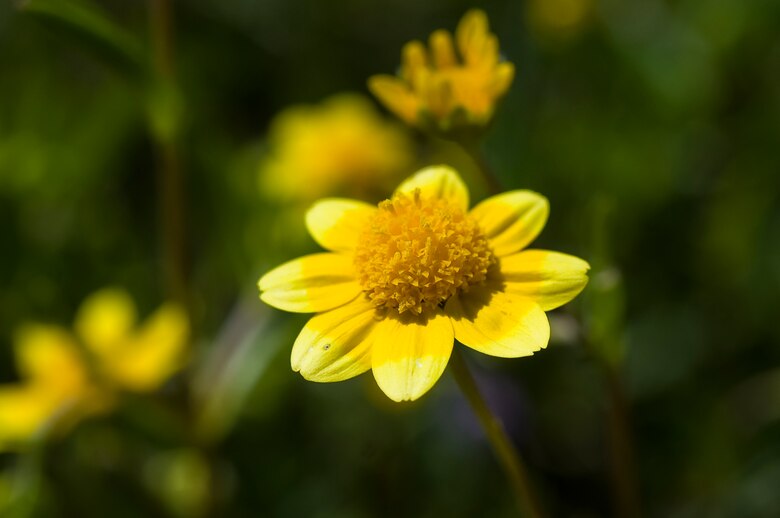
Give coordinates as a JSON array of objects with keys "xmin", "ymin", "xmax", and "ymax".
[
  {"xmin": 149, "ymin": 0, "xmax": 187, "ymax": 308},
  {"xmin": 603, "ymin": 365, "xmax": 641, "ymax": 518},
  {"xmin": 450, "ymin": 348, "xmax": 545, "ymax": 518},
  {"xmin": 459, "ymin": 140, "xmax": 503, "ymax": 194}
]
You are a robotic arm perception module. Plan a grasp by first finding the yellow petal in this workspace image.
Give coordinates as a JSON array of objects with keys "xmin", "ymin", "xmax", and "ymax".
[
  {"xmin": 74, "ymin": 289, "xmax": 137, "ymax": 356},
  {"xmin": 371, "ymin": 311, "xmax": 454, "ymax": 402},
  {"xmin": 258, "ymin": 253, "xmax": 361, "ymax": 313},
  {"xmin": 292, "ymin": 297, "xmax": 379, "ymax": 382},
  {"xmin": 394, "ymin": 165, "xmax": 470, "ymax": 211},
  {"xmin": 469, "ymin": 190, "xmax": 549, "ymax": 256},
  {"xmin": 492, "ymin": 62, "xmax": 515, "ymax": 97},
  {"xmin": 446, "ymin": 286, "xmax": 549, "ymax": 358},
  {"xmin": 0, "ymin": 386, "xmax": 57, "ymax": 448},
  {"xmin": 368, "ymin": 75, "xmax": 420, "ymax": 125},
  {"xmin": 456, "ymin": 9, "xmax": 490, "ymax": 66},
  {"xmin": 13, "ymin": 325, "xmax": 87, "ymax": 389},
  {"xmin": 306, "ymin": 199, "xmax": 376, "ymax": 252},
  {"xmin": 101, "ymin": 304, "xmax": 189, "ymax": 392},
  {"xmin": 401, "ymin": 40, "xmax": 428, "ymax": 82},
  {"xmin": 500, "ymin": 250, "xmax": 590, "ymax": 311},
  {"xmin": 429, "ymin": 29, "xmax": 456, "ymax": 68}
]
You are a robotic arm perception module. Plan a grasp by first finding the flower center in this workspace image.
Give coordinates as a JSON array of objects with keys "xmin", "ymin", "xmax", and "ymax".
[{"xmin": 354, "ymin": 190, "xmax": 495, "ymax": 315}]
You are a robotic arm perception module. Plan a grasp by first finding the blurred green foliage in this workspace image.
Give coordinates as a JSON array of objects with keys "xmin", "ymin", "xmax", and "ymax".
[{"xmin": 1, "ymin": 0, "xmax": 780, "ymax": 516}]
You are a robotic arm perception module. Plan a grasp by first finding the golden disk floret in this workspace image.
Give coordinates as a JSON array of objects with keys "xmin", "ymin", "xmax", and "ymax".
[{"xmin": 354, "ymin": 190, "xmax": 495, "ymax": 314}]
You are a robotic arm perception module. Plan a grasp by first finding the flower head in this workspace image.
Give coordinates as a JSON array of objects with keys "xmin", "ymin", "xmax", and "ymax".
[
  {"xmin": 368, "ymin": 9, "xmax": 514, "ymax": 137},
  {"xmin": 0, "ymin": 289, "xmax": 189, "ymax": 450},
  {"xmin": 258, "ymin": 166, "xmax": 589, "ymax": 402},
  {"xmin": 259, "ymin": 94, "xmax": 414, "ymax": 201}
]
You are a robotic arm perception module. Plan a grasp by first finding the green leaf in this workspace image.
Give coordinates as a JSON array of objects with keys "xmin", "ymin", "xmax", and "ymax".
[{"xmin": 19, "ymin": 0, "xmax": 145, "ymax": 76}]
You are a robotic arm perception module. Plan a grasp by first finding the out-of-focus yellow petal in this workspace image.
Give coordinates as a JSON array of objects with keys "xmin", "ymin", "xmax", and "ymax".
[
  {"xmin": 429, "ymin": 29, "xmax": 456, "ymax": 68},
  {"xmin": 259, "ymin": 253, "xmax": 361, "ymax": 313},
  {"xmin": 456, "ymin": 9, "xmax": 490, "ymax": 66},
  {"xmin": 0, "ymin": 386, "xmax": 57, "ymax": 449},
  {"xmin": 394, "ymin": 165, "xmax": 470, "ymax": 211},
  {"xmin": 469, "ymin": 190, "xmax": 549, "ymax": 257},
  {"xmin": 292, "ymin": 297, "xmax": 379, "ymax": 382},
  {"xmin": 100, "ymin": 304, "xmax": 189, "ymax": 392},
  {"xmin": 401, "ymin": 40, "xmax": 428, "ymax": 81},
  {"xmin": 306, "ymin": 199, "xmax": 376, "ymax": 252},
  {"xmin": 259, "ymin": 94, "xmax": 415, "ymax": 201},
  {"xmin": 75, "ymin": 288, "xmax": 137, "ymax": 356},
  {"xmin": 368, "ymin": 75, "xmax": 421, "ymax": 125},
  {"xmin": 371, "ymin": 311, "xmax": 454, "ymax": 402},
  {"xmin": 425, "ymin": 74, "xmax": 456, "ymax": 119},
  {"xmin": 446, "ymin": 286, "xmax": 549, "ymax": 358},
  {"xmin": 13, "ymin": 325, "xmax": 86, "ymax": 390},
  {"xmin": 500, "ymin": 250, "xmax": 590, "ymax": 310},
  {"xmin": 492, "ymin": 62, "xmax": 515, "ymax": 97}
]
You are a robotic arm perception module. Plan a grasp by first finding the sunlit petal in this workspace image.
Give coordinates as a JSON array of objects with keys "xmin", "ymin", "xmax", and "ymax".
[
  {"xmin": 259, "ymin": 253, "xmax": 361, "ymax": 313},
  {"xmin": 306, "ymin": 199, "xmax": 376, "ymax": 252},
  {"xmin": 500, "ymin": 250, "xmax": 590, "ymax": 310},
  {"xmin": 372, "ymin": 311, "xmax": 454, "ymax": 402},
  {"xmin": 292, "ymin": 297, "xmax": 379, "ymax": 382},
  {"xmin": 446, "ymin": 285, "xmax": 549, "ymax": 358},
  {"xmin": 394, "ymin": 165, "xmax": 470, "ymax": 210},
  {"xmin": 469, "ymin": 190, "xmax": 549, "ymax": 256}
]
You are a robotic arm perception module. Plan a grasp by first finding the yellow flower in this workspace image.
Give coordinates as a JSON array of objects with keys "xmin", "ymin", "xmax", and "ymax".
[
  {"xmin": 258, "ymin": 166, "xmax": 589, "ymax": 402},
  {"xmin": 0, "ymin": 289, "xmax": 188, "ymax": 450},
  {"xmin": 368, "ymin": 9, "xmax": 514, "ymax": 136},
  {"xmin": 259, "ymin": 94, "xmax": 414, "ymax": 201},
  {"xmin": 74, "ymin": 289, "xmax": 189, "ymax": 392},
  {"xmin": 0, "ymin": 326, "xmax": 97, "ymax": 449}
]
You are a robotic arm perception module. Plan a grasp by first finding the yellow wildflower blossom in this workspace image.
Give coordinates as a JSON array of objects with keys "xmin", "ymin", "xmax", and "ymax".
[
  {"xmin": 259, "ymin": 94, "xmax": 414, "ymax": 201},
  {"xmin": 0, "ymin": 326, "xmax": 98, "ymax": 449},
  {"xmin": 0, "ymin": 289, "xmax": 188, "ymax": 450},
  {"xmin": 369, "ymin": 9, "xmax": 514, "ymax": 136},
  {"xmin": 258, "ymin": 166, "xmax": 589, "ymax": 402},
  {"xmin": 75, "ymin": 289, "xmax": 189, "ymax": 392}
]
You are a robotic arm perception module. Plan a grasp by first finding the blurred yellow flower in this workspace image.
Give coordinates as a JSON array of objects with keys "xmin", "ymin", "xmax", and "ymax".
[
  {"xmin": 369, "ymin": 9, "xmax": 514, "ymax": 136},
  {"xmin": 259, "ymin": 94, "xmax": 414, "ymax": 201},
  {"xmin": 0, "ymin": 326, "xmax": 98, "ymax": 449},
  {"xmin": 0, "ymin": 289, "xmax": 188, "ymax": 450},
  {"xmin": 258, "ymin": 166, "xmax": 589, "ymax": 402},
  {"xmin": 75, "ymin": 289, "xmax": 189, "ymax": 392}
]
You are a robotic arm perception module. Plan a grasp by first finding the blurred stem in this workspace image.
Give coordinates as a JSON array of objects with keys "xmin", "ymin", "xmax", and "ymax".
[
  {"xmin": 149, "ymin": 0, "xmax": 187, "ymax": 308},
  {"xmin": 587, "ymin": 199, "xmax": 641, "ymax": 517},
  {"xmin": 603, "ymin": 364, "xmax": 641, "ymax": 518},
  {"xmin": 459, "ymin": 139, "xmax": 503, "ymax": 194},
  {"xmin": 450, "ymin": 348, "xmax": 545, "ymax": 518}
]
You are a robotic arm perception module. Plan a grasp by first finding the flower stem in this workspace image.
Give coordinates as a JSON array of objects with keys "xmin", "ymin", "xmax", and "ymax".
[
  {"xmin": 450, "ymin": 348, "xmax": 545, "ymax": 518},
  {"xmin": 149, "ymin": 0, "xmax": 187, "ymax": 308},
  {"xmin": 603, "ymin": 364, "xmax": 642, "ymax": 518},
  {"xmin": 459, "ymin": 140, "xmax": 504, "ymax": 194}
]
